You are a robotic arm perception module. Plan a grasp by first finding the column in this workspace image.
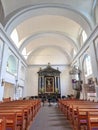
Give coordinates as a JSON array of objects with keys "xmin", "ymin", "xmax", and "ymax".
[
  {"xmin": 58, "ymin": 76, "xmax": 61, "ymax": 94},
  {"xmin": 38, "ymin": 76, "xmax": 42, "ymax": 94},
  {"xmin": 55, "ymin": 77, "xmax": 57, "ymax": 92}
]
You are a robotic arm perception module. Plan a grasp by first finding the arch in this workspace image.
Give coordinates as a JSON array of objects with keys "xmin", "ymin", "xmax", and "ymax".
[
  {"xmin": 4, "ymin": 3, "xmax": 92, "ymax": 35},
  {"xmin": 27, "ymin": 45, "xmax": 72, "ymax": 64},
  {"xmin": 19, "ymin": 31, "xmax": 78, "ymax": 52},
  {"xmin": 0, "ymin": 0, "xmax": 5, "ymax": 24}
]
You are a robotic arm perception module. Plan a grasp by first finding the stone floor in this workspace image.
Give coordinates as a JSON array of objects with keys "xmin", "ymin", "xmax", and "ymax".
[{"xmin": 29, "ymin": 102, "xmax": 73, "ymax": 130}]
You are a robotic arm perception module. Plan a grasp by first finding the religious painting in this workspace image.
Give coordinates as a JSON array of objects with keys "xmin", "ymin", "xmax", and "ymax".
[
  {"xmin": 87, "ymin": 78, "xmax": 95, "ymax": 93},
  {"xmin": 45, "ymin": 77, "xmax": 54, "ymax": 93}
]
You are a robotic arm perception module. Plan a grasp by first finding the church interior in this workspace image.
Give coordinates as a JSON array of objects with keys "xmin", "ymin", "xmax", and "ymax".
[{"xmin": 0, "ymin": 0, "xmax": 98, "ymax": 130}]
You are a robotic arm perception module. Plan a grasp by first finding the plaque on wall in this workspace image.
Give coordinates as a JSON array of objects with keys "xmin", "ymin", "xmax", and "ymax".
[{"xmin": 87, "ymin": 78, "xmax": 95, "ymax": 93}]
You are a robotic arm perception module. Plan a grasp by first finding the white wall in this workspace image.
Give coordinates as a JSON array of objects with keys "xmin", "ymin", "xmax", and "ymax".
[
  {"xmin": 25, "ymin": 67, "xmax": 38, "ymax": 96},
  {"xmin": 24, "ymin": 65, "xmax": 73, "ymax": 97},
  {"xmin": 60, "ymin": 66, "xmax": 73, "ymax": 96}
]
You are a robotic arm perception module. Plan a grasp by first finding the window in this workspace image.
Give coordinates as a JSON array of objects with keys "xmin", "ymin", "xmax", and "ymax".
[
  {"xmin": 10, "ymin": 29, "xmax": 19, "ymax": 48},
  {"xmin": 79, "ymin": 30, "xmax": 87, "ymax": 46},
  {"xmin": 82, "ymin": 30, "xmax": 87, "ymax": 43},
  {"xmin": 6, "ymin": 55, "xmax": 18, "ymax": 75},
  {"xmin": 84, "ymin": 55, "xmax": 92, "ymax": 77}
]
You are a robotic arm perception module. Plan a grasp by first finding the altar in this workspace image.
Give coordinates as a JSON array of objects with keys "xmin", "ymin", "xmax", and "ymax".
[{"xmin": 37, "ymin": 63, "xmax": 61, "ymax": 97}]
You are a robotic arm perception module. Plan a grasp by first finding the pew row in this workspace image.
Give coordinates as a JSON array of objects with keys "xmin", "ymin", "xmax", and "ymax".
[
  {"xmin": 0, "ymin": 99, "xmax": 41, "ymax": 130},
  {"xmin": 58, "ymin": 99, "xmax": 98, "ymax": 130}
]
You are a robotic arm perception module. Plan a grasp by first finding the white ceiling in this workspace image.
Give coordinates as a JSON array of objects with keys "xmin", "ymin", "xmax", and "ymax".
[{"xmin": 1, "ymin": 0, "xmax": 98, "ymax": 66}]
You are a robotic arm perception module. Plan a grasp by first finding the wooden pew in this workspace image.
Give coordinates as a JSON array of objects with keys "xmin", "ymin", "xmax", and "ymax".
[
  {"xmin": 67, "ymin": 102, "xmax": 98, "ymax": 120},
  {"xmin": 0, "ymin": 112, "xmax": 17, "ymax": 130},
  {"xmin": 0, "ymin": 109, "xmax": 25, "ymax": 130},
  {"xmin": 0, "ymin": 105, "xmax": 30, "ymax": 129},
  {"xmin": 58, "ymin": 99, "xmax": 98, "ymax": 130},
  {"xmin": 0, "ymin": 117, "xmax": 5, "ymax": 130},
  {"xmin": 58, "ymin": 99, "xmax": 91, "ymax": 118},
  {"xmin": 72, "ymin": 108, "xmax": 98, "ymax": 130},
  {"xmin": 0, "ymin": 99, "xmax": 41, "ymax": 130},
  {"xmin": 87, "ymin": 111, "xmax": 98, "ymax": 130},
  {"xmin": 3, "ymin": 97, "xmax": 11, "ymax": 102}
]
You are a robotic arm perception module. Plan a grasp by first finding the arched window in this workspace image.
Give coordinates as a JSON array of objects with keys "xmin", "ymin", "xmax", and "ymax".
[
  {"xmin": 10, "ymin": 29, "xmax": 19, "ymax": 48},
  {"xmin": 79, "ymin": 30, "xmax": 87, "ymax": 47},
  {"xmin": 73, "ymin": 49, "xmax": 77, "ymax": 57},
  {"xmin": 6, "ymin": 55, "xmax": 18, "ymax": 75},
  {"xmin": 83, "ymin": 55, "xmax": 92, "ymax": 77},
  {"xmin": 82, "ymin": 30, "xmax": 87, "ymax": 43},
  {"xmin": 22, "ymin": 48, "xmax": 27, "ymax": 59}
]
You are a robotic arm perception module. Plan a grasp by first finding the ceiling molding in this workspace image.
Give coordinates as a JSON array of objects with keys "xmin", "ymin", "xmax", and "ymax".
[
  {"xmin": 28, "ymin": 64, "xmax": 70, "ymax": 68},
  {"xmin": 27, "ymin": 45, "xmax": 72, "ymax": 63},
  {"xmin": 19, "ymin": 31, "xmax": 78, "ymax": 52}
]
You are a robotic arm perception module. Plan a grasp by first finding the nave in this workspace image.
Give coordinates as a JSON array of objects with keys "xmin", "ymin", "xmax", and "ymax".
[{"xmin": 29, "ymin": 102, "xmax": 72, "ymax": 130}]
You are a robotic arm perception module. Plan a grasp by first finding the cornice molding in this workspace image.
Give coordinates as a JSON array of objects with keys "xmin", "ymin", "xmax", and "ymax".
[
  {"xmin": 28, "ymin": 64, "xmax": 70, "ymax": 68},
  {"xmin": 27, "ymin": 45, "xmax": 72, "ymax": 63}
]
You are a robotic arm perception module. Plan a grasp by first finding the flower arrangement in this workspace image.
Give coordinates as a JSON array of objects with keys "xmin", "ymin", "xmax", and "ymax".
[
  {"xmin": 39, "ymin": 87, "xmax": 45, "ymax": 93},
  {"xmin": 55, "ymin": 88, "xmax": 59, "ymax": 93}
]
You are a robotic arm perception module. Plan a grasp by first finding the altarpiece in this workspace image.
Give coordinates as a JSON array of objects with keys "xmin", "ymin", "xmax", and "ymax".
[{"xmin": 37, "ymin": 63, "xmax": 61, "ymax": 97}]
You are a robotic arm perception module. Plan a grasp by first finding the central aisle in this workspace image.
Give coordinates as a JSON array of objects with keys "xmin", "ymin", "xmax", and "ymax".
[{"xmin": 29, "ymin": 103, "xmax": 72, "ymax": 130}]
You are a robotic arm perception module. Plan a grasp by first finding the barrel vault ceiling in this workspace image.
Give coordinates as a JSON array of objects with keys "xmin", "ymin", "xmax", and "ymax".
[{"xmin": 1, "ymin": 0, "xmax": 98, "ymax": 66}]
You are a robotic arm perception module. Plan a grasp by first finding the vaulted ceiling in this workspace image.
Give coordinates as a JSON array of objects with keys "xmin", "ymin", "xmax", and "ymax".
[{"xmin": 0, "ymin": 0, "xmax": 98, "ymax": 66}]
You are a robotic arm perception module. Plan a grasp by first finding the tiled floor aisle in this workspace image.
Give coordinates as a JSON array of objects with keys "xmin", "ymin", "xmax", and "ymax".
[{"xmin": 29, "ymin": 103, "xmax": 73, "ymax": 130}]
